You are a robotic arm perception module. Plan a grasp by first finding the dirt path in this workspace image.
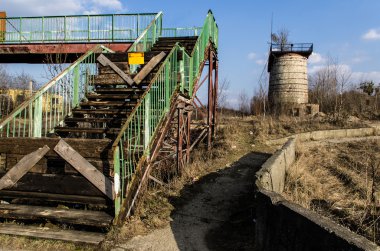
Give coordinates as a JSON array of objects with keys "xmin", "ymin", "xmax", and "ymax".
[{"xmin": 112, "ymin": 151, "xmax": 269, "ymax": 251}]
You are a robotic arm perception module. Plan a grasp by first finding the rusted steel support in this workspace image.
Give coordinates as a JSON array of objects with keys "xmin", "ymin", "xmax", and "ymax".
[
  {"xmin": 185, "ymin": 111, "xmax": 191, "ymax": 163},
  {"xmin": 213, "ymin": 59, "xmax": 219, "ymax": 137},
  {"xmin": 177, "ymin": 108, "xmax": 184, "ymax": 174},
  {"xmin": 207, "ymin": 47, "xmax": 214, "ymax": 150}
]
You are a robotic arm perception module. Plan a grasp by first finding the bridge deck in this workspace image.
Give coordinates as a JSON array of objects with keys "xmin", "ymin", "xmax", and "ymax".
[{"xmin": 0, "ymin": 43, "xmax": 132, "ymax": 63}]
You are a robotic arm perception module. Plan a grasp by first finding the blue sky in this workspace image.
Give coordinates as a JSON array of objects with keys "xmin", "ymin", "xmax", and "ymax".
[{"xmin": 3, "ymin": 0, "xmax": 380, "ymax": 107}]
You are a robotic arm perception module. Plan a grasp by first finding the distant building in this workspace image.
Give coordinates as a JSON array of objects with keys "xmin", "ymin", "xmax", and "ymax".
[{"xmin": 268, "ymin": 43, "xmax": 319, "ymax": 116}]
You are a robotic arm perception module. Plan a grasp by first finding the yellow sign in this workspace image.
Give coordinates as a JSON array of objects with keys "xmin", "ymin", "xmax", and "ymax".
[{"xmin": 128, "ymin": 52, "xmax": 144, "ymax": 65}]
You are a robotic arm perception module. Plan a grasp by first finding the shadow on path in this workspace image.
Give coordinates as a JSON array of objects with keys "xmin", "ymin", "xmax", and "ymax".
[{"xmin": 169, "ymin": 151, "xmax": 270, "ymax": 251}]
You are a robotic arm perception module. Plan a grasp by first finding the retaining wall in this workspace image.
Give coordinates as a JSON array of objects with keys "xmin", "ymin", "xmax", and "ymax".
[
  {"xmin": 255, "ymin": 137, "xmax": 380, "ymax": 251},
  {"xmin": 266, "ymin": 127, "xmax": 377, "ymax": 146}
]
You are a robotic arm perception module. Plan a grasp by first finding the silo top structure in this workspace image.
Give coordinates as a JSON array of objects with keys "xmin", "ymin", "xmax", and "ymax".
[{"xmin": 268, "ymin": 43, "xmax": 313, "ymax": 114}]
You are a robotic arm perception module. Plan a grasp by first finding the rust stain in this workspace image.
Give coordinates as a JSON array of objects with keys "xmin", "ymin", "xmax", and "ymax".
[{"xmin": 0, "ymin": 43, "xmax": 132, "ymax": 54}]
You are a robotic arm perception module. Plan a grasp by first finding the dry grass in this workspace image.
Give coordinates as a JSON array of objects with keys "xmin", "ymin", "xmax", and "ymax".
[
  {"xmin": 284, "ymin": 139, "xmax": 380, "ymax": 244},
  {"xmin": 0, "ymin": 234, "xmax": 95, "ymax": 251},
  {"xmin": 252, "ymin": 114, "xmax": 368, "ymax": 142}
]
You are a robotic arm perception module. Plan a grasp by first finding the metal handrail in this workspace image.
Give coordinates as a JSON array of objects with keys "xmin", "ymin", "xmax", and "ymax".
[
  {"xmin": 161, "ymin": 27, "xmax": 202, "ymax": 37},
  {"xmin": 112, "ymin": 11, "xmax": 218, "ymax": 217},
  {"xmin": 0, "ymin": 44, "xmax": 111, "ymax": 137},
  {"xmin": 0, "ymin": 13, "xmax": 158, "ymax": 43},
  {"xmin": 271, "ymin": 43, "xmax": 313, "ymax": 53},
  {"xmin": 128, "ymin": 12, "xmax": 163, "ymax": 53}
]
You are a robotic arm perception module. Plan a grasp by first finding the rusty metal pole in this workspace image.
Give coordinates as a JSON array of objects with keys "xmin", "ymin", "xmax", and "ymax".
[
  {"xmin": 207, "ymin": 48, "xmax": 213, "ymax": 150},
  {"xmin": 186, "ymin": 111, "xmax": 192, "ymax": 164},
  {"xmin": 213, "ymin": 58, "xmax": 218, "ymax": 138},
  {"xmin": 177, "ymin": 108, "xmax": 184, "ymax": 174}
]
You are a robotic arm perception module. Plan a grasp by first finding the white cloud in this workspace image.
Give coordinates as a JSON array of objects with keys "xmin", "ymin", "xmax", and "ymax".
[
  {"xmin": 351, "ymin": 71, "xmax": 380, "ymax": 83},
  {"xmin": 308, "ymin": 65, "xmax": 325, "ymax": 75},
  {"xmin": 308, "ymin": 52, "xmax": 326, "ymax": 65},
  {"xmin": 362, "ymin": 29, "xmax": 380, "ymax": 40},
  {"xmin": 2, "ymin": 0, "xmax": 126, "ymax": 16},
  {"xmin": 90, "ymin": 0, "xmax": 123, "ymax": 11},
  {"xmin": 255, "ymin": 59, "xmax": 266, "ymax": 65},
  {"xmin": 247, "ymin": 52, "xmax": 256, "ymax": 60}
]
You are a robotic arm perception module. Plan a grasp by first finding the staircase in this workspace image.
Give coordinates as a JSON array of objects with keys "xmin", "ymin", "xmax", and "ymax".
[
  {"xmin": 54, "ymin": 37, "xmax": 198, "ymax": 140},
  {"xmin": 0, "ymin": 11, "xmax": 218, "ymax": 245}
]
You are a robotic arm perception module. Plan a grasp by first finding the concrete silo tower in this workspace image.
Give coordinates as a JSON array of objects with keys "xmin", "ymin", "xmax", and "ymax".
[{"xmin": 268, "ymin": 43, "xmax": 318, "ymax": 116}]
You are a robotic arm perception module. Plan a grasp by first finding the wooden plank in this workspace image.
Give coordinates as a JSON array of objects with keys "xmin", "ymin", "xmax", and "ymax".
[
  {"xmin": 133, "ymin": 52, "xmax": 166, "ymax": 85},
  {"xmin": 0, "ymin": 145, "xmax": 50, "ymax": 190},
  {"xmin": 54, "ymin": 140, "xmax": 114, "ymax": 200},
  {"xmin": 0, "ymin": 204, "xmax": 112, "ymax": 227},
  {"xmin": 0, "ymin": 172, "xmax": 105, "ymax": 197},
  {"xmin": 97, "ymin": 54, "xmax": 134, "ymax": 85},
  {"xmin": 0, "ymin": 190, "xmax": 107, "ymax": 205},
  {"xmin": 0, "ymin": 223, "xmax": 105, "ymax": 245},
  {"xmin": 0, "ymin": 138, "xmax": 113, "ymax": 159}
]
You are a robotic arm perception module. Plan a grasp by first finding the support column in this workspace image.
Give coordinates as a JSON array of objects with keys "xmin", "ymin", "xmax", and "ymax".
[
  {"xmin": 177, "ymin": 108, "xmax": 184, "ymax": 174},
  {"xmin": 186, "ymin": 110, "xmax": 192, "ymax": 164},
  {"xmin": 207, "ymin": 48, "xmax": 214, "ymax": 150},
  {"xmin": 213, "ymin": 59, "xmax": 219, "ymax": 137}
]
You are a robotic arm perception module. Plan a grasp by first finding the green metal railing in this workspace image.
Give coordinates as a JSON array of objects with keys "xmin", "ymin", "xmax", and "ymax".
[
  {"xmin": 161, "ymin": 27, "xmax": 202, "ymax": 37},
  {"xmin": 112, "ymin": 11, "xmax": 218, "ymax": 216},
  {"xmin": 0, "ymin": 45, "xmax": 111, "ymax": 137},
  {"xmin": 128, "ymin": 12, "xmax": 162, "ymax": 73},
  {"xmin": 0, "ymin": 13, "xmax": 157, "ymax": 43},
  {"xmin": 128, "ymin": 12, "xmax": 162, "ymax": 53}
]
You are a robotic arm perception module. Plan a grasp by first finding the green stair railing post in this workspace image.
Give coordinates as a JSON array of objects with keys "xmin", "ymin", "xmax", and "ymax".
[
  {"xmin": 144, "ymin": 93, "xmax": 151, "ymax": 156},
  {"xmin": 33, "ymin": 95, "xmax": 42, "ymax": 137},
  {"xmin": 180, "ymin": 47, "xmax": 185, "ymax": 93},
  {"xmin": 72, "ymin": 65, "xmax": 80, "ymax": 107},
  {"xmin": 114, "ymin": 146, "xmax": 121, "ymax": 216},
  {"xmin": 87, "ymin": 15, "xmax": 90, "ymax": 42},
  {"xmin": 64, "ymin": 16, "xmax": 66, "ymax": 42},
  {"xmin": 28, "ymin": 90, "xmax": 33, "ymax": 137},
  {"xmin": 42, "ymin": 16, "xmax": 44, "ymax": 42},
  {"xmin": 19, "ymin": 17, "xmax": 22, "ymax": 42},
  {"xmin": 111, "ymin": 14, "xmax": 114, "ymax": 42},
  {"xmin": 189, "ymin": 57, "xmax": 193, "ymax": 97},
  {"xmin": 165, "ymin": 63, "xmax": 170, "ymax": 111}
]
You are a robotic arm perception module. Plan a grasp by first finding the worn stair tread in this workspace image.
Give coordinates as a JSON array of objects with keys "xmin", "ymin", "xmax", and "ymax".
[
  {"xmin": 95, "ymin": 88, "xmax": 146, "ymax": 93},
  {"xmin": 0, "ymin": 204, "xmax": 113, "ymax": 227},
  {"xmin": 65, "ymin": 117, "xmax": 124, "ymax": 123},
  {"xmin": 0, "ymin": 223, "xmax": 105, "ymax": 245},
  {"xmin": 80, "ymin": 101, "xmax": 137, "ymax": 107},
  {"xmin": 72, "ymin": 109, "xmax": 131, "ymax": 115},
  {"xmin": 86, "ymin": 93, "xmax": 140, "ymax": 100},
  {"xmin": 55, "ymin": 127, "xmax": 120, "ymax": 134}
]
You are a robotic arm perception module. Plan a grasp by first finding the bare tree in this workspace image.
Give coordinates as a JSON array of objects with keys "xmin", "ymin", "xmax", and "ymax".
[
  {"xmin": 11, "ymin": 71, "xmax": 36, "ymax": 90},
  {"xmin": 309, "ymin": 56, "xmax": 352, "ymax": 117},
  {"xmin": 238, "ymin": 90, "xmax": 250, "ymax": 116},
  {"xmin": 271, "ymin": 28, "xmax": 290, "ymax": 47},
  {"xmin": 0, "ymin": 65, "xmax": 12, "ymax": 88},
  {"xmin": 217, "ymin": 78, "xmax": 230, "ymax": 117},
  {"xmin": 42, "ymin": 51, "xmax": 69, "ymax": 81}
]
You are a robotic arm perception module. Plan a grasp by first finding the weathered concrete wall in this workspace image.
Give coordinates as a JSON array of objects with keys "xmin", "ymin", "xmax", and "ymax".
[
  {"xmin": 255, "ymin": 138, "xmax": 380, "ymax": 251},
  {"xmin": 266, "ymin": 127, "xmax": 379, "ymax": 146},
  {"xmin": 255, "ymin": 190, "xmax": 379, "ymax": 251},
  {"xmin": 255, "ymin": 138, "xmax": 295, "ymax": 193}
]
